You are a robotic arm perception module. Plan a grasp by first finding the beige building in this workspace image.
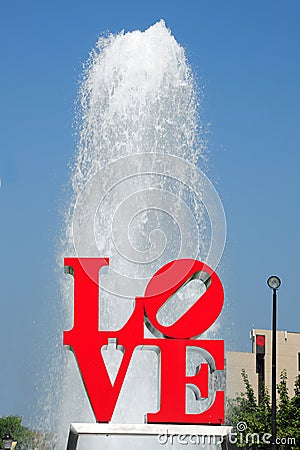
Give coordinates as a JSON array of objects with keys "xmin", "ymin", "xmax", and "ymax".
[{"xmin": 226, "ymin": 329, "xmax": 300, "ymax": 400}]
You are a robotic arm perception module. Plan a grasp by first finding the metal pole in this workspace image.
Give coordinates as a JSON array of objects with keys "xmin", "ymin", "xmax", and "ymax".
[{"xmin": 271, "ymin": 288, "xmax": 277, "ymax": 450}]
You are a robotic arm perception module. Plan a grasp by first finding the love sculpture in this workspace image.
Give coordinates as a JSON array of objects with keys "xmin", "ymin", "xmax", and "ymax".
[{"xmin": 63, "ymin": 258, "xmax": 225, "ymax": 425}]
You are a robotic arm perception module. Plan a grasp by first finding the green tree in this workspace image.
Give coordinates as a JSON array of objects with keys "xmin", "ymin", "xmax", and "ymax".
[
  {"xmin": 276, "ymin": 369, "xmax": 291, "ymax": 442},
  {"xmin": 226, "ymin": 370, "xmax": 270, "ymax": 449},
  {"xmin": 0, "ymin": 416, "xmax": 52, "ymax": 450},
  {"xmin": 289, "ymin": 376, "xmax": 300, "ymax": 446},
  {"xmin": 226, "ymin": 370, "xmax": 299, "ymax": 449}
]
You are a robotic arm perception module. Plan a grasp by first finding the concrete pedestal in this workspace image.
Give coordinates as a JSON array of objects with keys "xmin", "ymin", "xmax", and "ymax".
[{"xmin": 66, "ymin": 423, "xmax": 233, "ymax": 450}]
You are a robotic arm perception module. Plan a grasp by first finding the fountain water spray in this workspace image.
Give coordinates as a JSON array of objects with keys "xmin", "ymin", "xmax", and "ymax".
[{"xmin": 50, "ymin": 20, "xmax": 226, "ymax": 449}]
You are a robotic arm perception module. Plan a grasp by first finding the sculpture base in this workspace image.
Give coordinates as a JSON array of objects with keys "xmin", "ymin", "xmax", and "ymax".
[{"xmin": 66, "ymin": 423, "xmax": 233, "ymax": 450}]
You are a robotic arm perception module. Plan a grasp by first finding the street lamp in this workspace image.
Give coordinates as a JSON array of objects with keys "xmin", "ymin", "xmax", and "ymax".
[
  {"xmin": 267, "ymin": 275, "xmax": 281, "ymax": 450},
  {"xmin": 2, "ymin": 434, "xmax": 13, "ymax": 450}
]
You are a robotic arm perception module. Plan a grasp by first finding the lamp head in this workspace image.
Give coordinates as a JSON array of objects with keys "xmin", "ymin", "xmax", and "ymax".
[
  {"xmin": 267, "ymin": 275, "xmax": 281, "ymax": 290},
  {"xmin": 2, "ymin": 434, "xmax": 13, "ymax": 450}
]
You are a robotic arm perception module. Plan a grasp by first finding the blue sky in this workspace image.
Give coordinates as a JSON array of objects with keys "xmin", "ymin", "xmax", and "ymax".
[{"xmin": 1, "ymin": 0, "xmax": 300, "ymax": 427}]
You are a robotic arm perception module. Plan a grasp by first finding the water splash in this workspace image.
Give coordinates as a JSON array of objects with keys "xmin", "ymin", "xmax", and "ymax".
[
  {"xmin": 52, "ymin": 20, "xmax": 225, "ymax": 449},
  {"xmin": 73, "ymin": 20, "xmax": 201, "ymax": 188}
]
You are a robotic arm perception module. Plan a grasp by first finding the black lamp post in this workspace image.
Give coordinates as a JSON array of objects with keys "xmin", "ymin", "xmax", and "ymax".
[
  {"xmin": 267, "ymin": 275, "xmax": 281, "ymax": 450},
  {"xmin": 2, "ymin": 434, "xmax": 13, "ymax": 450}
]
